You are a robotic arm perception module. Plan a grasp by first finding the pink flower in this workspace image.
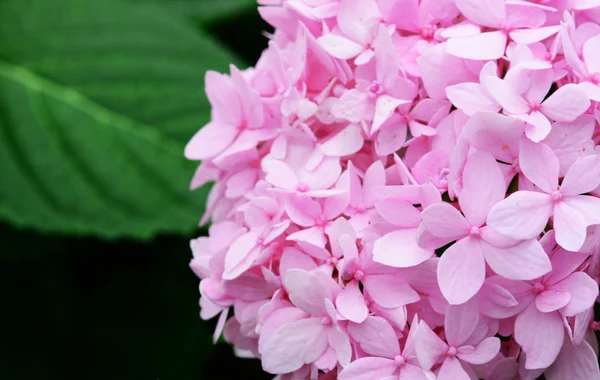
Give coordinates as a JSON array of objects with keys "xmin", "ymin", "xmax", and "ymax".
[
  {"xmin": 261, "ymin": 269, "xmax": 351, "ymax": 374},
  {"xmin": 488, "ymin": 143, "xmax": 600, "ymax": 251},
  {"xmin": 422, "ymin": 150, "xmax": 551, "ymax": 304},
  {"xmin": 415, "ymin": 302, "xmax": 501, "ymax": 379},
  {"xmin": 184, "ymin": 0, "xmax": 600, "ymax": 377}
]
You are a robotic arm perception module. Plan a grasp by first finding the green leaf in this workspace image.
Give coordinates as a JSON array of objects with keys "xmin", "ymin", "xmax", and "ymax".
[
  {"xmin": 130, "ymin": 0, "xmax": 258, "ymax": 24},
  {"xmin": 0, "ymin": 0, "xmax": 238, "ymax": 238}
]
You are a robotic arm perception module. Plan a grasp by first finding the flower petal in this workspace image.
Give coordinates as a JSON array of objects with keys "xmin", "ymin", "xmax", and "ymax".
[
  {"xmin": 457, "ymin": 337, "xmax": 501, "ymax": 365},
  {"xmin": 347, "ymin": 315, "xmax": 401, "ymax": 358},
  {"xmin": 487, "ymin": 191, "xmax": 553, "ymax": 240},
  {"xmin": 551, "ymin": 272, "xmax": 599, "ymax": 317},
  {"xmin": 437, "ymin": 237, "xmax": 486, "ymax": 305},
  {"xmin": 336, "ymin": 280, "xmax": 369, "ymax": 323},
  {"xmin": 373, "ymin": 229, "xmax": 434, "ymax": 268},
  {"xmin": 459, "ymin": 150, "xmax": 506, "ymax": 226},
  {"xmin": 514, "ymin": 303, "xmax": 564, "ymax": 370},
  {"xmin": 560, "ymin": 155, "xmax": 600, "ymax": 196},
  {"xmin": 338, "ymin": 357, "xmax": 397, "ymax": 380},
  {"xmin": 422, "ymin": 203, "xmax": 470, "ymax": 239},
  {"xmin": 554, "ymin": 200, "xmax": 587, "ymax": 252},
  {"xmin": 261, "ymin": 318, "xmax": 328, "ymax": 374},
  {"xmin": 447, "ymin": 31, "xmax": 508, "ymax": 60},
  {"xmin": 535, "ymin": 290, "xmax": 571, "ymax": 313},
  {"xmin": 541, "ymin": 84, "xmax": 590, "ymax": 123},
  {"xmin": 481, "ymin": 239, "xmax": 552, "ymax": 280}
]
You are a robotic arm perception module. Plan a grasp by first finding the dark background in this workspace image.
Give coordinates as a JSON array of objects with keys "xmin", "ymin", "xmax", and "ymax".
[{"xmin": 0, "ymin": 6, "xmax": 273, "ymax": 380}]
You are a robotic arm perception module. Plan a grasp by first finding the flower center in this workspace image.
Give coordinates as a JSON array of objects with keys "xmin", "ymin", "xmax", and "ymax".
[
  {"xmin": 368, "ymin": 82, "xmax": 383, "ymax": 96},
  {"xmin": 551, "ymin": 191, "xmax": 563, "ymax": 202},
  {"xmin": 447, "ymin": 346, "xmax": 457, "ymax": 357},
  {"xmin": 354, "ymin": 270, "xmax": 365, "ymax": 281},
  {"xmin": 469, "ymin": 226, "xmax": 481, "ymax": 237},
  {"xmin": 528, "ymin": 101, "xmax": 541, "ymax": 112},
  {"xmin": 420, "ymin": 24, "xmax": 435, "ymax": 40},
  {"xmin": 320, "ymin": 316, "xmax": 332, "ymax": 326},
  {"xmin": 533, "ymin": 281, "xmax": 546, "ymax": 294},
  {"xmin": 394, "ymin": 355, "xmax": 406, "ymax": 367},
  {"xmin": 296, "ymin": 183, "xmax": 309, "ymax": 192},
  {"xmin": 500, "ymin": 21, "xmax": 512, "ymax": 32}
]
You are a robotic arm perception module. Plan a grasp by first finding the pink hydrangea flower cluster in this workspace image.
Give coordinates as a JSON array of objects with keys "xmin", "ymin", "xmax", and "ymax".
[{"xmin": 185, "ymin": 0, "xmax": 600, "ymax": 378}]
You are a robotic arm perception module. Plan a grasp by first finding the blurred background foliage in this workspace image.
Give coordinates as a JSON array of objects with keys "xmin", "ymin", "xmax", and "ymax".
[{"xmin": 0, "ymin": 0, "xmax": 272, "ymax": 378}]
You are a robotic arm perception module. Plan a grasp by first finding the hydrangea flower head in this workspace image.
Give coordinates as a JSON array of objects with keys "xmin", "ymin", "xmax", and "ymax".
[{"xmin": 187, "ymin": 1, "xmax": 600, "ymax": 378}]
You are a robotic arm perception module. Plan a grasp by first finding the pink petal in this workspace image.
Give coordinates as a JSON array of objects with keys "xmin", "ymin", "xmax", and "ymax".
[
  {"xmin": 578, "ymin": 81, "xmax": 600, "ymax": 102},
  {"xmin": 455, "ymin": 0, "xmax": 506, "ymax": 28},
  {"xmin": 184, "ymin": 121, "xmax": 238, "ymax": 160},
  {"xmin": 338, "ymin": 357, "xmax": 397, "ymax": 380},
  {"xmin": 223, "ymin": 231, "xmax": 259, "ymax": 280},
  {"xmin": 535, "ymin": 290, "xmax": 571, "ymax": 313},
  {"xmin": 487, "ymin": 191, "xmax": 553, "ymax": 240},
  {"xmin": 564, "ymin": 195, "xmax": 600, "ymax": 226},
  {"xmin": 519, "ymin": 111, "xmax": 552, "ymax": 143},
  {"xmin": 321, "ymin": 124, "xmax": 364, "ymax": 157},
  {"xmin": 418, "ymin": 43, "xmax": 478, "ymax": 100},
  {"xmin": 519, "ymin": 139, "xmax": 559, "ymax": 193},
  {"xmin": 481, "ymin": 239, "xmax": 552, "ymax": 280},
  {"xmin": 583, "ymin": 34, "xmax": 600, "ymax": 74},
  {"xmin": 261, "ymin": 318, "xmax": 328, "ymax": 374},
  {"xmin": 263, "ymin": 160, "xmax": 298, "ymax": 190},
  {"xmin": 229, "ymin": 65, "xmax": 264, "ymax": 128},
  {"xmin": 373, "ymin": 229, "xmax": 434, "ymax": 268},
  {"xmin": 544, "ymin": 247, "xmax": 589, "ymax": 285},
  {"xmin": 560, "ymin": 155, "xmax": 600, "ymax": 196},
  {"xmin": 204, "ymin": 71, "xmax": 241, "ymax": 125},
  {"xmin": 457, "ymin": 337, "xmax": 501, "ymax": 365},
  {"xmin": 422, "ymin": 203, "xmax": 470, "ymax": 239},
  {"xmin": 328, "ymin": 328, "xmax": 352, "ymax": 367},
  {"xmin": 337, "ymin": 0, "xmax": 380, "ymax": 44},
  {"xmin": 285, "ymin": 194, "xmax": 321, "ymax": 227},
  {"xmin": 446, "ymin": 31, "xmax": 508, "ymax": 60},
  {"xmin": 372, "ymin": 95, "xmax": 410, "ymax": 134},
  {"xmin": 508, "ymin": 25, "xmax": 561, "ymax": 44},
  {"xmin": 347, "ymin": 315, "xmax": 401, "ymax": 357},
  {"xmin": 464, "ymin": 112, "xmax": 523, "ymax": 164},
  {"xmin": 279, "ymin": 247, "xmax": 317, "ymax": 274},
  {"xmin": 553, "ymin": 200, "xmax": 587, "ymax": 252},
  {"xmin": 336, "ymin": 280, "xmax": 369, "ymax": 323},
  {"xmin": 415, "ymin": 321, "xmax": 448, "ymax": 370},
  {"xmin": 545, "ymin": 336, "xmax": 600, "ymax": 380},
  {"xmin": 542, "ymin": 84, "xmax": 590, "ymax": 123},
  {"xmin": 398, "ymin": 364, "xmax": 429, "ymax": 380},
  {"xmin": 459, "ymin": 150, "xmax": 506, "ymax": 227},
  {"xmin": 542, "ymin": 115, "xmax": 595, "ymax": 176},
  {"xmin": 303, "ymin": 156, "xmax": 343, "ymax": 191},
  {"xmin": 375, "ymin": 120, "xmax": 408, "ymax": 155},
  {"xmin": 437, "ymin": 357, "xmax": 470, "ymax": 380},
  {"xmin": 481, "ymin": 76, "xmax": 530, "ymax": 115},
  {"xmin": 286, "ymin": 227, "xmax": 330, "ymax": 260},
  {"xmin": 284, "ymin": 269, "xmax": 331, "ymax": 316},
  {"xmin": 317, "ymin": 34, "xmax": 364, "ymax": 59},
  {"xmin": 437, "ymin": 237, "xmax": 486, "ymax": 305},
  {"xmin": 375, "ymin": 199, "xmax": 422, "ymax": 227},
  {"xmin": 364, "ymin": 274, "xmax": 420, "ymax": 308},
  {"xmin": 446, "ymin": 82, "xmax": 500, "ymax": 115},
  {"xmin": 551, "ymin": 272, "xmax": 599, "ymax": 317},
  {"xmin": 445, "ymin": 301, "xmax": 480, "ymax": 347},
  {"xmin": 514, "ymin": 303, "xmax": 564, "ymax": 370}
]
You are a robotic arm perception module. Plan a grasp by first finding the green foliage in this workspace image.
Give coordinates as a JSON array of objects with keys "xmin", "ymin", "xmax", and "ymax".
[
  {"xmin": 0, "ymin": 0, "xmax": 241, "ymax": 238},
  {"xmin": 130, "ymin": 0, "xmax": 258, "ymax": 23}
]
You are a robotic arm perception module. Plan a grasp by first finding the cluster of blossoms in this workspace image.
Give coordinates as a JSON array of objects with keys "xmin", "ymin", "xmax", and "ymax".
[{"xmin": 185, "ymin": 0, "xmax": 600, "ymax": 378}]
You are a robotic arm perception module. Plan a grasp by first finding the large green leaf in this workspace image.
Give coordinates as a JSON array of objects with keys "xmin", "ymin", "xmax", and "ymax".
[
  {"xmin": 0, "ymin": 0, "xmax": 238, "ymax": 238},
  {"xmin": 131, "ymin": 0, "xmax": 257, "ymax": 23}
]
